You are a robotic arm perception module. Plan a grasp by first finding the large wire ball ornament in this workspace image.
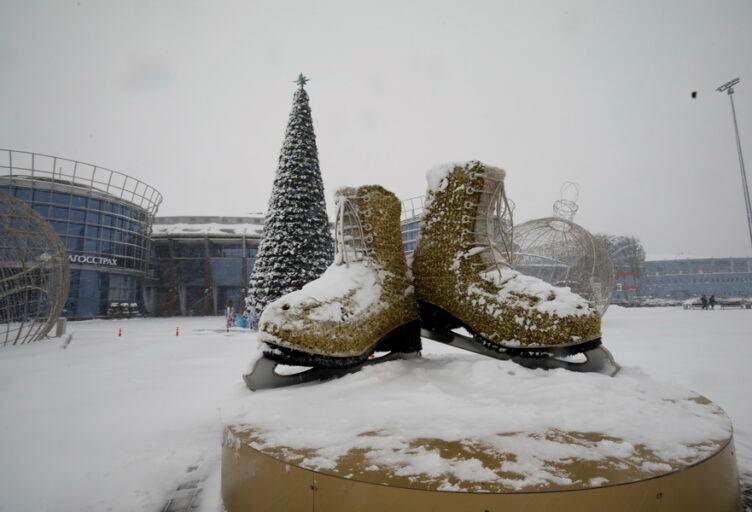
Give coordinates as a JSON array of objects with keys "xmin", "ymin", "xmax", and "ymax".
[
  {"xmin": 512, "ymin": 183, "xmax": 614, "ymax": 315},
  {"xmin": 1, "ymin": 191, "xmax": 70, "ymax": 346},
  {"xmin": 513, "ymin": 217, "xmax": 614, "ymax": 315}
]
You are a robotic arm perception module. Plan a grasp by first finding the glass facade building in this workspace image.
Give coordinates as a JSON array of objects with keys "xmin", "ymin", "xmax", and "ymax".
[
  {"xmin": 147, "ymin": 216, "xmax": 264, "ymax": 316},
  {"xmin": 639, "ymin": 257, "xmax": 752, "ymax": 300},
  {"xmin": 1, "ymin": 149, "xmax": 162, "ymax": 318}
]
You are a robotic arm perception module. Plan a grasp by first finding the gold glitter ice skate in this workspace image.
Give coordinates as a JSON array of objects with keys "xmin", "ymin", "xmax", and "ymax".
[
  {"xmin": 412, "ymin": 161, "xmax": 619, "ymax": 376},
  {"xmin": 244, "ymin": 185, "xmax": 421, "ymax": 390}
]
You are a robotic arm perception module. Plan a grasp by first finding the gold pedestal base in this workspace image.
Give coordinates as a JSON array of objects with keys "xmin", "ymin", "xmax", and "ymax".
[{"xmin": 222, "ymin": 424, "xmax": 741, "ymax": 512}]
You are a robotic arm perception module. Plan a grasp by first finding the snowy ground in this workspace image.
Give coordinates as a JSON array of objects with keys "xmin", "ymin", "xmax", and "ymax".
[{"xmin": 0, "ymin": 306, "xmax": 749, "ymax": 511}]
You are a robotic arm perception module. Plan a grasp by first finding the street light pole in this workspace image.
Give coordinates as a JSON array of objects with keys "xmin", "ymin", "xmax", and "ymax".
[{"xmin": 717, "ymin": 78, "xmax": 752, "ymax": 252}]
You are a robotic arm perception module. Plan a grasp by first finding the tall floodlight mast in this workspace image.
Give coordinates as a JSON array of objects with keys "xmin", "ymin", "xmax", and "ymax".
[{"xmin": 717, "ymin": 78, "xmax": 752, "ymax": 251}]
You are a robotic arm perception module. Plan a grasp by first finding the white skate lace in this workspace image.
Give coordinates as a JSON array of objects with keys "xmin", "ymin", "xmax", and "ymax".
[
  {"xmin": 459, "ymin": 173, "xmax": 514, "ymax": 275},
  {"xmin": 334, "ymin": 192, "xmax": 374, "ymax": 266}
]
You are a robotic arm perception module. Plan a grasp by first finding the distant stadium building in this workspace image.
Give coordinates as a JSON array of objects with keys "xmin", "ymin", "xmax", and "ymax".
[
  {"xmin": 147, "ymin": 216, "xmax": 264, "ymax": 316},
  {"xmin": 1, "ymin": 149, "xmax": 162, "ymax": 318},
  {"xmin": 639, "ymin": 257, "xmax": 752, "ymax": 300}
]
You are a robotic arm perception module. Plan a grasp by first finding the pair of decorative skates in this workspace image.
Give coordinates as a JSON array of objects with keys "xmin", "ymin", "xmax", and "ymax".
[{"xmin": 244, "ymin": 161, "xmax": 619, "ymax": 391}]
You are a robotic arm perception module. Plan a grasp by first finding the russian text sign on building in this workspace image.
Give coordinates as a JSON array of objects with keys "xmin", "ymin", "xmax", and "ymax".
[{"xmin": 68, "ymin": 254, "xmax": 119, "ymax": 266}]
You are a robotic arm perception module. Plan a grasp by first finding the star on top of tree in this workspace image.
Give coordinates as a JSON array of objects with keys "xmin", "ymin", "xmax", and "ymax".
[{"xmin": 295, "ymin": 73, "xmax": 309, "ymax": 88}]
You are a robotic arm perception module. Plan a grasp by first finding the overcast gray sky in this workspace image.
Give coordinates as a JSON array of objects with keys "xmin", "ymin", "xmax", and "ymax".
[{"xmin": 1, "ymin": 0, "xmax": 751, "ymax": 257}]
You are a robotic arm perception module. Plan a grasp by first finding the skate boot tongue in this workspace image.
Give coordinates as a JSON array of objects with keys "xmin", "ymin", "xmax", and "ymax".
[
  {"xmin": 457, "ymin": 163, "xmax": 514, "ymax": 275},
  {"xmin": 474, "ymin": 245, "xmax": 512, "ymax": 275},
  {"xmin": 334, "ymin": 189, "xmax": 373, "ymax": 266}
]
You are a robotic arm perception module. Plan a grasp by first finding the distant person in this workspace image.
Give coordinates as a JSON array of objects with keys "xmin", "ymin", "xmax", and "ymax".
[
  {"xmin": 700, "ymin": 294, "xmax": 708, "ymax": 310},
  {"xmin": 225, "ymin": 300, "xmax": 234, "ymax": 328},
  {"xmin": 709, "ymin": 295, "xmax": 716, "ymax": 310},
  {"xmin": 247, "ymin": 308, "xmax": 258, "ymax": 331}
]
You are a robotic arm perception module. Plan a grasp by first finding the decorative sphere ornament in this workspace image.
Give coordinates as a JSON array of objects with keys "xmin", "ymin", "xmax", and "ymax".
[
  {"xmin": 512, "ymin": 184, "xmax": 614, "ymax": 315},
  {"xmin": 1, "ymin": 191, "xmax": 70, "ymax": 346}
]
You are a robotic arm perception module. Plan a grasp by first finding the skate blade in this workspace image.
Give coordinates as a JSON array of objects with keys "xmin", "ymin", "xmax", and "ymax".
[
  {"xmin": 421, "ymin": 328, "xmax": 620, "ymax": 377},
  {"xmin": 243, "ymin": 351, "xmax": 421, "ymax": 391}
]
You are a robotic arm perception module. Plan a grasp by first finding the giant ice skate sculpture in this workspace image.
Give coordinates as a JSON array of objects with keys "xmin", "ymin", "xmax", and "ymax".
[
  {"xmin": 227, "ymin": 165, "xmax": 741, "ymax": 512},
  {"xmin": 244, "ymin": 185, "xmax": 422, "ymax": 390},
  {"xmin": 245, "ymin": 163, "xmax": 620, "ymax": 391},
  {"xmin": 413, "ymin": 162, "xmax": 619, "ymax": 375},
  {"xmin": 231, "ymin": 245, "xmax": 738, "ymax": 508}
]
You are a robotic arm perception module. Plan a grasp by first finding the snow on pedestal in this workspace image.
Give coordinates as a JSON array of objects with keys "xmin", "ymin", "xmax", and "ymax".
[{"xmin": 224, "ymin": 353, "xmax": 736, "ymax": 495}]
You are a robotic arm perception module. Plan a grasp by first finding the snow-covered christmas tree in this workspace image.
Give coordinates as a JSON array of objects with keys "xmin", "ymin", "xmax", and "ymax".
[{"xmin": 246, "ymin": 74, "xmax": 334, "ymax": 317}]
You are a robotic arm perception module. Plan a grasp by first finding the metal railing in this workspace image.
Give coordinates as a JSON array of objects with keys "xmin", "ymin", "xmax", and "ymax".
[
  {"xmin": 400, "ymin": 195, "xmax": 424, "ymax": 223},
  {"xmin": 0, "ymin": 149, "xmax": 163, "ymax": 214}
]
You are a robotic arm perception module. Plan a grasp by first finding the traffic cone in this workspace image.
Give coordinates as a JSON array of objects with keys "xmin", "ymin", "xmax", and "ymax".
[{"xmin": 176, "ymin": 326, "xmax": 180, "ymax": 336}]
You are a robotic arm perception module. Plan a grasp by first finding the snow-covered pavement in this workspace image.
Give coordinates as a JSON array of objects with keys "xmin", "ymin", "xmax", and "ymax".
[{"xmin": 0, "ymin": 306, "xmax": 749, "ymax": 511}]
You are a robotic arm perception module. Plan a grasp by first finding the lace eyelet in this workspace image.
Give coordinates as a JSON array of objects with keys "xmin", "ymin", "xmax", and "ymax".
[
  {"xmin": 364, "ymin": 234, "xmax": 373, "ymax": 243},
  {"xmin": 363, "ymin": 223, "xmax": 372, "ymax": 231},
  {"xmin": 362, "ymin": 209, "xmax": 372, "ymax": 217},
  {"xmin": 465, "ymin": 187, "xmax": 476, "ymax": 195},
  {"xmin": 461, "ymin": 215, "xmax": 472, "ymax": 224},
  {"xmin": 464, "ymin": 201, "xmax": 474, "ymax": 209}
]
